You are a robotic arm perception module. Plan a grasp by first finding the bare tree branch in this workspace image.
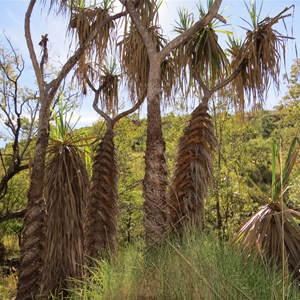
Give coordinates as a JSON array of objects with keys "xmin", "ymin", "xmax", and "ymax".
[
  {"xmin": 0, "ymin": 209, "xmax": 27, "ymax": 223},
  {"xmin": 24, "ymin": 0, "xmax": 44, "ymax": 94},
  {"xmin": 0, "ymin": 42, "xmax": 38, "ymax": 200}
]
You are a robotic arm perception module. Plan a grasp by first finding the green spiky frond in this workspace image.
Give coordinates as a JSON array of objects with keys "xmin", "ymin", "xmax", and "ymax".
[
  {"xmin": 272, "ymin": 138, "xmax": 300, "ymax": 202},
  {"xmin": 173, "ymin": 3, "xmax": 229, "ymax": 97},
  {"xmin": 229, "ymin": 4, "xmax": 292, "ymax": 111},
  {"xmin": 168, "ymin": 104, "xmax": 216, "ymax": 232}
]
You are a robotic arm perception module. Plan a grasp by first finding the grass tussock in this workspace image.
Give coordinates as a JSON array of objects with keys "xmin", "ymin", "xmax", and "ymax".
[
  {"xmin": 70, "ymin": 232, "xmax": 299, "ymax": 299},
  {"xmin": 0, "ymin": 273, "xmax": 17, "ymax": 299}
]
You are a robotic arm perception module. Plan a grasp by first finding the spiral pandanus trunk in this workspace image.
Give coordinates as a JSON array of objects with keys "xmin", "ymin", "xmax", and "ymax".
[
  {"xmin": 84, "ymin": 125, "xmax": 118, "ymax": 262},
  {"xmin": 169, "ymin": 103, "xmax": 216, "ymax": 233},
  {"xmin": 40, "ymin": 144, "xmax": 88, "ymax": 297}
]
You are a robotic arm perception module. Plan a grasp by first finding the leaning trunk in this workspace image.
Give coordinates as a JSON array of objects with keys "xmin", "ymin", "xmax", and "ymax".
[
  {"xmin": 40, "ymin": 144, "xmax": 88, "ymax": 297},
  {"xmin": 143, "ymin": 62, "xmax": 169, "ymax": 244},
  {"xmin": 168, "ymin": 103, "xmax": 216, "ymax": 233},
  {"xmin": 16, "ymin": 100, "xmax": 50, "ymax": 300},
  {"xmin": 84, "ymin": 128, "xmax": 118, "ymax": 261}
]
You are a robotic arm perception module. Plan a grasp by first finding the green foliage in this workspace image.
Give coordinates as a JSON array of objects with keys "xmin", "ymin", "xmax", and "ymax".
[
  {"xmin": 0, "ymin": 171, "xmax": 29, "ymax": 245},
  {"xmin": 162, "ymin": 112, "xmax": 188, "ymax": 172},
  {"xmin": 283, "ymin": 59, "xmax": 300, "ymax": 103},
  {"xmin": 114, "ymin": 116, "xmax": 146, "ymax": 245}
]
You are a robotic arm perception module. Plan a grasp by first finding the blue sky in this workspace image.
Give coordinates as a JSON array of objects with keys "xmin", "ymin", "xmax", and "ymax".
[{"xmin": 0, "ymin": 0, "xmax": 299, "ymax": 135}]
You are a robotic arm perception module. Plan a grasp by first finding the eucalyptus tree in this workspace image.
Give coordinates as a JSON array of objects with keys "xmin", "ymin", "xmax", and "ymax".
[
  {"xmin": 0, "ymin": 42, "xmax": 38, "ymax": 201},
  {"xmin": 17, "ymin": 1, "xmax": 126, "ymax": 299}
]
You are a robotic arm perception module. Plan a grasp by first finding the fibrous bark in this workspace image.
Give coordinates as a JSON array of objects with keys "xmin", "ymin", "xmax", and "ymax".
[
  {"xmin": 40, "ymin": 144, "xmax": 88, "ymax": 297},
  {"xmin": 169, "ymin": 104, "xmax": 216, "ymax": 233},
  {"xmin": 84, "ymin": 129, "xmax": 118, "ymax": 261},
  {"xmin": 143, "ymin": 63, "xmax": 169, "ymax": 244}
]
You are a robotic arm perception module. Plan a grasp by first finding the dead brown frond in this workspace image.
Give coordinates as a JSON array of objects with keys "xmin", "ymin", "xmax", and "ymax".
[
  {"xmin": 168, "ymin": 104, "xmax": 216, "ymax": 233},
  {"xmin": 98, "ymin": 63, "xmax": 120, "ymax": 116},
  {"xmin": 161, "ymin": 54, "xmax": 177, "ymax": 106},
  {"xmin": 233, "ymin": 201, "xmax": 300, "ymax": 281},
  {"xmin": 230, "ymin": 7, "xmax": 293, "ymax": 111},
  {"xmin": 118, "ymin": 0, "xmax": 170, "ymax": 101},
  {"xmin": 69, "ymin": 5, "xmax": 113, "ymax": 54},
  {"xmin": 41, "ymin": 138, "xmax": 89, "ymax": 297},
  {"xmin": 43, "ymin": 0, "xmax": 69, "ymax": 14},
  {"xmin": 119, "ymin": 23, "xmax": 163, "ymax": 99},
  {"xmin": 68, "ymin": 2, "xmax": 116, "ymax": 94}
]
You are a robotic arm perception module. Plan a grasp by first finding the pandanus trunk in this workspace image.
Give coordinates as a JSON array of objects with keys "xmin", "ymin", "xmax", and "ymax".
[
  {"xmin": 169, "ymin": 103, "xmax": 216, "ymax": 233},
  {"xmin": 40, "ymin": 144, "xmax": 88, "ymax": 297},
  {"xmin": 143, "ymin": 63, "xmax": 169, "ymax": 244},
  {"xmin": 16, "ymin": 101, "xmax": 49, "ymax": 300},
  {"xmin": 84, "ymin": 127, "xmax": 118, "ymax": 261}
]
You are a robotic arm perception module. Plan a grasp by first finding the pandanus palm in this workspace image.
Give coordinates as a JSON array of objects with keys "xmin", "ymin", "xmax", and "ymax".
[
  {"xmin": 168, "ymin": 1, "xmax": 292, "ymax": 233},
  {"xmin": 40, "ymin": 103, "xmax": 89, "ymax": 297},
  {"xmin": 233, "ymin": 138, "xmax": 300, "ymax": 281},
  {"xmin": 83, "ymin": 61, "xmax": 145, "ymax": 263},
  {"xmin": 67, "ymin": 1, "xmax": 130, "ymax": 262},
  {"xmin": 169, "ymin": 2, "xmax": 228, "ymax": 232}
]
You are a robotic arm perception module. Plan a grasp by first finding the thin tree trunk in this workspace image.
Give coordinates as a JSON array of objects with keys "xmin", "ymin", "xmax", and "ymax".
[
  {"xmin": 168, "ymin": 103, "xmax": 216, "ymax": 233},
  {"xmin": 84, "ymin": 127, "xmax": 118, "ymax": 261},
  {"xmin": 212, "ymin": 101, "xmax": 223, "ymax": 232},
  {"xmin": 17, "ymin": 2, "xmax": 49, "ymax": 297},
  {"xmin": 143, "ymin": 62, "xmax": 169, "ymax": 244},
  {"xmin": 16, "ymin": 99, "xmax": 50, "ymax": 300}
]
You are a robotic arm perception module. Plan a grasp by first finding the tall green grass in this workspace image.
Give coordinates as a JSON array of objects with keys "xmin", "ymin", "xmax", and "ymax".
[{"xmin": 70, "ymin": 232, "xmax": 299, "ymax": 299}]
